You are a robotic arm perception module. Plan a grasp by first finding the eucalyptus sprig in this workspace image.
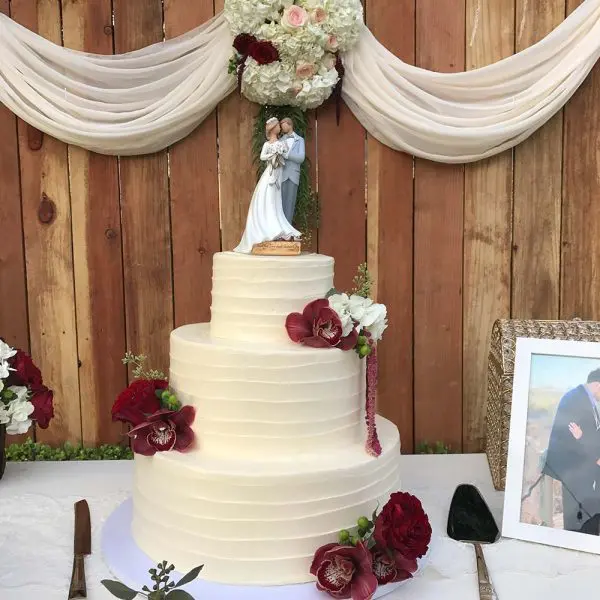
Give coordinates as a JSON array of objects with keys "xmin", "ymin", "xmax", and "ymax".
[
  {"xmin": 122, "ymin": 352, "xmax": 166, "ymax": 381},
  {"xmin": 101, "ymin": 561, "xmax": 203, "ymax": 600}
]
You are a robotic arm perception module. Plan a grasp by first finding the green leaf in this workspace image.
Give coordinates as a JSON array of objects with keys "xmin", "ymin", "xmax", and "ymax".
[
  {"xmin": 166, "ymin": 590, "xmax": 196, "ymax": 600},
  {"xmin": 325, "ymin": 288, "xmax": 339, "ymax": 299},
  {"xmin": 174, "ymin": 565, "xmax": 204, "ymax": 588},
  {"xmin": 100, "ymin": 579, "xmax": 138, "ymax": 599}
]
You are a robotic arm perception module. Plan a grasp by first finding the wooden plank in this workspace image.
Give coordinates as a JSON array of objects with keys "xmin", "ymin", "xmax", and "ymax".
[
  {"xmin": 62, "ymin": 0, "xmax": 128, "ymax": 446},
  {"xmin": 317, "ymin": 102, "xmax": 366, "ymax": 292},
  {"xmin": 215, "ymin": 0, "xmax": 256, "ymax": 253},
  {"xmin": 165, "ymin": 0, "xmax": 221, "ymax": 327},
  {"xmin": 366, "ymin": 0, "xmax": 415, "ymax": 452},
  {"xmin": 512, "ymin": 1, "xmax": 564, "ymax": 320},
  {"xmin": 462, "ymin": 0, "xmax": 514, "ymax": 453},
  {"xmin": 0, "ymin": 1, "xmax": 29, "ymax": 352},
  {"xmin": 113, "ymin": 0, "xmax": 173, "ymax": 376},
  {"xmin": 11, "ymin": 0, "xmax": 81, "ymax": 445},
  {"xmin": 561, "ymin": 1, "xmax": 600, "ymax": 320},
  {"xmin": 414, "ymin": 0, "xmax": 465, "ymax": 452}
]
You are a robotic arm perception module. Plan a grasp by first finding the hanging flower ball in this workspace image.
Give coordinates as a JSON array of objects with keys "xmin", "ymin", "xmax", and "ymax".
[{"xmin": 224, "ymin": 0, "xmax": 364, "ymax": 110}]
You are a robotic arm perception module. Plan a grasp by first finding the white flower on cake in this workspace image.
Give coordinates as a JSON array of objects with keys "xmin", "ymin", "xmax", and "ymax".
[
  {"xmin": 328, "ymin": 293, "xmax": 355, "ymax": 336},
  {"xmin": 5, "ymin": 386, "xmax": 34, "ymax": 435},
  {"xmin": 225, "ymin": 0, "xmax": 363, "ymax": 109},
  {"xmin": 0, "ymin": 340, "xmax": 17, "ymax": 362}
]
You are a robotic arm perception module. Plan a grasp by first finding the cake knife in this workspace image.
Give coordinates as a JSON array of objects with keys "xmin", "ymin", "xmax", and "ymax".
[{"xmin": 68, "ymin": 499, "xmax": 91, "ymax": 599}]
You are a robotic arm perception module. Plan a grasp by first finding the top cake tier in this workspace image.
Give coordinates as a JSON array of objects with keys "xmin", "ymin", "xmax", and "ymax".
[{"xmin": 210, "ymin": 252, "xmax": 334, "ymax": 343}]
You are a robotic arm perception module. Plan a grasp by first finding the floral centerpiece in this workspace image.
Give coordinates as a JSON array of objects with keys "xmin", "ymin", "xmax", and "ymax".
[
  {"xmin": 0, "ymin": 339, "xmax": 55, "ymax": 479},
  {"xmin": 285, "ymin": 265, "xmax": 387, "ymax": 456},
  {"xmin": 111, "ymin": 353, "xmax": 196, "ymax": 456},
  {"xmin": 311, "ymin": 492, "xmax": 432, "ymax": 599},
  {"xmin": 224, "ymin": 0, "xmax": 364, "ymax": 110}
]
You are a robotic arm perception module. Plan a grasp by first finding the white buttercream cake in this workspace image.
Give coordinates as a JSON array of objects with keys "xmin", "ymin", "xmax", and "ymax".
[{"xmin": 131, "ymin": 252, "xmax": 402, "ymax": 585}]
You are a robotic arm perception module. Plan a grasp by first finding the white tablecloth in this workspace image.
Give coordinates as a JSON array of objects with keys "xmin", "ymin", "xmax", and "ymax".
[{"xmin": 1, "ymin": 454, "xmax": 599, "ymax": 600}]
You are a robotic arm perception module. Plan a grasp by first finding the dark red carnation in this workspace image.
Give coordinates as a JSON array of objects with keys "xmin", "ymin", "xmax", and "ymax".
[
  {"xmin": 286, "ymin": 299, "xmax": 358, "ymax": 351},
  {"xmin": 374, "ymin": 492, "xmax": 432, "ymax": 561},
  {"xmin": 233, "ymin": 33, "xmax": 257, "ymax": 56},
  {"xmin": 248, "ymin": 40, "xmax": 279, "ymax": 66},
  {"xmin": 310, "ymin": 542, "xmax": 377, "ymax": 600},
  {"xmin": 30, "ymin": 386, "xmax": 54, "ymax": 429},
  {"xmin": 128, "ymin": 406, "xmax": 196, "ymax": 456},
  {"xmin": 111, "ymin": 379, "xmax": 167, "ymax": 427},
  {"xmin": 8, "ymin": 349, "xmax": 43, "ymax": 389},
  {"xmin": 371, "ymin": 547, "xmax": 417, "ymax": 585}
]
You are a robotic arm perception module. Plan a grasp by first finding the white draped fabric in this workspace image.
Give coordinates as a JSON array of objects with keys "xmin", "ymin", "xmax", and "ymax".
[
  {"xmin": 0, "ymin": 1, "xmax": 599, "ymax": 162},
  {"xmin": 342, "ymin": 0, "xmax": 600, "ymax": 163},
  {"xmin": 0, "ymin": 12, "xmax": 235, "ymax": 155}
]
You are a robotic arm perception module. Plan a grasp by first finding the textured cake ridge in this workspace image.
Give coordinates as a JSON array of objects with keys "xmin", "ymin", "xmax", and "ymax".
[
  {"xmin": 170, "ymin": 323, "xmax": 365, "ymax": 457},
  {"xmin": 132, "ymin": 252, "xmax": 402, "ymax": 585},
  {"xmin": 132, "ymin": 417, "xmax": 401, "ymax": 585},
  {"xmin": 210, "ymin": 252, "xmax": 334, "ymax": 343}
]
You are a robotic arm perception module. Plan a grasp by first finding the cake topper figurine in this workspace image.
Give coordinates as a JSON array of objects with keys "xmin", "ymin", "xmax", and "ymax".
[{"xmin": 234, "ymin": 117, "xmax": 303, "ymax": 255}]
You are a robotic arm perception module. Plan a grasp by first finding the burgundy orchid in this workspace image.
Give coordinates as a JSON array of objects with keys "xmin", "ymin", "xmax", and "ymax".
[
  {"xmin": 371, "ymin": 547, "xmax": 417, "ymax": 585},
  {"xmin": 128, "ymin": 406, "xmax": 196, "ymax": 457},
  {"xmin": 286, "ymin": 299, "xmax": 358, "ymax": 351},
  {"xmin": 310, "ymin": 542, "xmax": 378, "ymax": 600}
]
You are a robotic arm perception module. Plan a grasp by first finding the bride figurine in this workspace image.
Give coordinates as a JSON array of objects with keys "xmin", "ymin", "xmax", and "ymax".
[{"xmin": 234, "ymin": 117, "xmax": 301, "ymax": 253}]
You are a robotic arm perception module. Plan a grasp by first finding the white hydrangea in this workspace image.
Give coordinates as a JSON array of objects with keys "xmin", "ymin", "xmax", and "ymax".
[
  {"xmin": 328, "ymin": 293, "xmax": 354, "ymax": 336},
  {"xmin": 328, "ymin": 293, "xmax": 388, "ymax": 342},
  {"xmin": 5, "ymin": 386, "xmax": 34, "ymax": 435},
  {"xmin": 224, "ymin": 0, "xmax": 363, "ymax": 109},
  {"xmin": 0, "ymin": 402, "xmax": 9, "ymax": 426}
]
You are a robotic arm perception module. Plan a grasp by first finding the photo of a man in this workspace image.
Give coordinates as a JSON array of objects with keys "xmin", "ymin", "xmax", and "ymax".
[
  {"xmin": 542, "ymin": 369, "xmax": 600, "ymax": 531},
  {"xmin": 519, "ymin": 355, "xmax": 600, "ymax": 534}
]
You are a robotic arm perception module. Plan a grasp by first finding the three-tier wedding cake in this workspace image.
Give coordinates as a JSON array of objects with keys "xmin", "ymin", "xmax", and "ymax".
[{"xmin": 131, "ymin": 252, "xmax": 401, "ymax": 585}]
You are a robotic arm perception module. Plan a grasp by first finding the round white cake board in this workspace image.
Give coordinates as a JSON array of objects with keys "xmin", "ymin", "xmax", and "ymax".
[{"xmin": 102, "ymin": 499, "xmax": 429, "ymax": 599}]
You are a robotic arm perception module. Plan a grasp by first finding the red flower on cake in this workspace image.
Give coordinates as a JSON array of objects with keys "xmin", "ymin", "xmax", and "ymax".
[
  {"xmin": 373, "ymin": 492, "xmax": 432, "ymax": 561},
  {"xmin": 248, "ymin": 40, "xmax": 280, "ymax": 65},
  {"xmin": 128, "ymin": 406, "xmax": 196, "ymax": 456},
  {"xmin": 371, "ymin": 547, "xmax": 417, "ymax": 585},
  {"xmin": 286, "ymin": 299, "xmax": 358, "ymax": 351},
  {"xmin": 233, "ymin": 33, "xmax": 257, "ymax": 56},
  {"xmin": 30, "ymin": 386, "xmax": 54, "ymax": 429},
  {"xmin": 7, "ymin": 349, "xmax": 43, "ymax": 389},
  {"xmin": 112, "ymin": 379, "xmax": 167, "ymax": 427},
  {"xmin": 310, "ymin": 541, "xmax": 378, "ymax": 600}
]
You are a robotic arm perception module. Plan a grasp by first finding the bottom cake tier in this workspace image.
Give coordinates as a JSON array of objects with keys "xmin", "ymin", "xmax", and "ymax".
[{"xmin": 132, "ymin": 417, "xmax": 401, "ymax": 586}]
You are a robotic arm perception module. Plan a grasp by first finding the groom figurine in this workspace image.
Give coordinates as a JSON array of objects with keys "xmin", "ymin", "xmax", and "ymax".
[{"xmin": 280, "ymin": 117, "xmax": 306, "ymax": 225}]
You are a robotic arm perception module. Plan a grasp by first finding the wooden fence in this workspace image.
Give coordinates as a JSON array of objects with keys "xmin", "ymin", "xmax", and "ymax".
[{"xmin": 1, "ymin": 0, "xmax": 599, "ymax": 453}]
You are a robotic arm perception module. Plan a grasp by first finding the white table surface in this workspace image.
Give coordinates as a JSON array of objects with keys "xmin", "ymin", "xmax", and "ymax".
[{"xmin": 1, "ymin": 454, "xmax": 599, "ymax": 600}]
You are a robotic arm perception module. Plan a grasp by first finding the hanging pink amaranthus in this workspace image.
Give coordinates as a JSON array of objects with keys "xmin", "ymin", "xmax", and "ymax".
[{"xmin": 365, "ymin": 343, "xmax": 382, "ymax": 457}]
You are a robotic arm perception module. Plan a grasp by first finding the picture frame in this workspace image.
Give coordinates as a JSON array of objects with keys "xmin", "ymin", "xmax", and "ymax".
[{"xmin": 503, "ymin": 337, "xmax": 600, "ymax": 554}]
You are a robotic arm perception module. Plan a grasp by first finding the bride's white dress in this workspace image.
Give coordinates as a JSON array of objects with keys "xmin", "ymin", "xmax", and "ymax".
[{"xmin": 234, "ymin": 140, "xmax": 301, "ymax": 253}]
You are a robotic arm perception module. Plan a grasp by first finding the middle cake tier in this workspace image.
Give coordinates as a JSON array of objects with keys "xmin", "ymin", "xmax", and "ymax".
[{"xmin": 170, "ymin": 323, "xmax": 365, "ymax": 458}]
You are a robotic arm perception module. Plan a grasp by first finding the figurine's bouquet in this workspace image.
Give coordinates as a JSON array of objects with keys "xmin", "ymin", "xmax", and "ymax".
[{"xmin": 225, "ymin": 0, "xmax": 364, "ymax": 109}]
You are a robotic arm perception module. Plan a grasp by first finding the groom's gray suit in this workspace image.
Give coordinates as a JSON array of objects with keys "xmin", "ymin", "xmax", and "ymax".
[{"xmin": 281, "ymin": 132, "xmax": 306, "ymax": 224}]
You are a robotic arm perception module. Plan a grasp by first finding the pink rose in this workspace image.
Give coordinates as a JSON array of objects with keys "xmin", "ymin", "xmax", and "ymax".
[
  {"xmin": 296, "ymin": 61, "xmax": 316, "ymax": 79},
  {"xmin": 281, "ymin": 5, "xmax": 309, "ymax": 29},
  {"xmin": 326, "ymin": 34, "xmax": 339, "ymax": 51},
  {"xmin": 311, "ymin": 7, "xmax": 327, "ymax": 24}
]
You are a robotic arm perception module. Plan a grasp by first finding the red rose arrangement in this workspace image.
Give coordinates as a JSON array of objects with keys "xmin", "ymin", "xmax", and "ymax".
[
  {"xmin": 0, "ymin": 340, "xmax": 55, "ymax": 435},
  {"xmin": 111, "ymin": 353, "xmax": 196, "ymax": 456},
  {"xmin": 311, "ymin": 492, "xmax": 431, "ymax": 600},
  {"xmin": 229, "ymin": 33, "xmax": 280, "ymax": 92}
]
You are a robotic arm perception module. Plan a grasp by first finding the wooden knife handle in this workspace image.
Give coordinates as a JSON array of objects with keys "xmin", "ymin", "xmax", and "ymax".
[
  {"xmin": 68, "ymin": 554, "xmax": 87, "ymax": 599},
  {"xmin": 474, "ymin": 543, "xmax": 497, "ymax": 600}
]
